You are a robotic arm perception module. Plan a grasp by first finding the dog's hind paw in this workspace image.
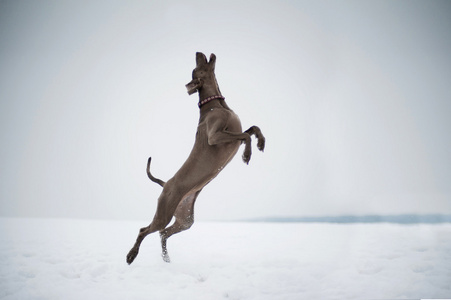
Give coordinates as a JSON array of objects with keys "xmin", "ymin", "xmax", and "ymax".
[
  {"xmin": 162, "ymin": 253, "xmax": 171, "ymax": 263},
  {"xmin": 126, "ymin": 248, "xmax": 139, "ymax": 265}
]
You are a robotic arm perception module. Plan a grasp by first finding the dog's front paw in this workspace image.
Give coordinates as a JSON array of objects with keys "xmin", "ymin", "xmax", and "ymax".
[
  {"xmin": 257, "ymin": 137, "xmax": 265, "ymax": 152},
  {"xmin": 242, "ymin": 151, "xmax": 251, "ymax": 165}
]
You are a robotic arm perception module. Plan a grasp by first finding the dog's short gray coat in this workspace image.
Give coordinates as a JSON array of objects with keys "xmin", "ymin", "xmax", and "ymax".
[{"xmin": 126, "ymin": 52, "xmax": 265, "ymax": 264}]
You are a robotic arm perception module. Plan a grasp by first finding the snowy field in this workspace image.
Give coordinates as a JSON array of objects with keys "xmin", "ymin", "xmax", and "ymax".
[{"xmin": 1, "ymin": 218, "xmax": 450, "ymax": 300}]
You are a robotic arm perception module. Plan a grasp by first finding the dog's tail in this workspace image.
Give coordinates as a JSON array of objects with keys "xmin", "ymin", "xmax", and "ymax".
[{"xmin": 147, "ymin": 157, "xmax": 165, "ymax": 188}]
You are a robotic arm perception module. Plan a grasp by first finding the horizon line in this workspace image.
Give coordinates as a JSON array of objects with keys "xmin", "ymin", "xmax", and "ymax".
[{"xmin": 243, "ymin": 214, "xmax": 451, "ymax": 224}]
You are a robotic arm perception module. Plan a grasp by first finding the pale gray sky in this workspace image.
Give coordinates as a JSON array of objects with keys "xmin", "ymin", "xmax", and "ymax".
[{"xmin": 1, "ymin": 0, "xmax": 450, "ymax": 220}]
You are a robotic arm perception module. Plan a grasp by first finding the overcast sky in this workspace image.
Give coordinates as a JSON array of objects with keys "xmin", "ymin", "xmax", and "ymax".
[{"xmin": 1, "ymin": 0, "xmax": 450, "ymax": 221}]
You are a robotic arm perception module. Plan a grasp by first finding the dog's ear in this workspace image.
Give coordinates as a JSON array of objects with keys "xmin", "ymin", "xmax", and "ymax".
[
  {"xmin": 208, "ymin": 53, "xmax": 216, "ymax": 70},
  {"xmin": 196, "ymin": 52, "xmax": 207, "ymax": 67}
]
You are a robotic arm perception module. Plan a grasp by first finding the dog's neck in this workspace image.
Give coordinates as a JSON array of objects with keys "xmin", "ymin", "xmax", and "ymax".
[
  {"xmin": 198, "ymin": 82, "xmax": 221, "ymax": 102},
  {"xmin": 198, "ymin": 95, "xmax": 225, "ymax": 108},
  {"xmin": 197, "ymin": 81, "xmax": 231, "ymax": 111}
]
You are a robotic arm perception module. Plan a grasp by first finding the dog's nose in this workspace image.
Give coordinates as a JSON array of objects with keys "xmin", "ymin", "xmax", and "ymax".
[{"xmin": 186, "ymin": 78, "xmax": 202, "ymax": 95}]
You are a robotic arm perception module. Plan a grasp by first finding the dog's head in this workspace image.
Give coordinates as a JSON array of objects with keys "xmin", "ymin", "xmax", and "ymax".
[{"xmin": 186, "ymin": 52, "xmax": 217, "ymax": 95}]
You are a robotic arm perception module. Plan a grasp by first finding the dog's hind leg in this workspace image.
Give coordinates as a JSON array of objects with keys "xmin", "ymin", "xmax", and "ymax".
[
  {"xmin": 126, "ymin": 183, "xmax": 186, "ymax": 265},
  {"xmin": 159, "ymin": 190, "xmax": 201, "ymax": 262},
  {"xmin": 126, "ymin": 215, "xmax": 172, "ymax": 265}
]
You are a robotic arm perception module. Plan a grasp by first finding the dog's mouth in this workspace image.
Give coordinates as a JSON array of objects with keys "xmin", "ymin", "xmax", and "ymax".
[{"xmin": 185, "ymin": 78, "xmax": 203, "ymax": 95}]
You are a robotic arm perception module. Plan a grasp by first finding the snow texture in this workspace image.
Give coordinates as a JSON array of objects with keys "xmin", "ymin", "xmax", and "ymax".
[{"xmin": 1, "ymin": 218, "xmax": 450, "ymax": 299}]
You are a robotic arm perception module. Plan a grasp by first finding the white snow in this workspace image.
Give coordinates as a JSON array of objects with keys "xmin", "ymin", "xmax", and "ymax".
[{"xmin": 1, "ymin": 218, "xmax": 450, "ymax": 300}]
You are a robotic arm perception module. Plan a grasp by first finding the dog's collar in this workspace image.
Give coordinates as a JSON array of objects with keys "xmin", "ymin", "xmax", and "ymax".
[{"xmin": 198, "ymin": 95, "xmax": 225, "ymax": 108}]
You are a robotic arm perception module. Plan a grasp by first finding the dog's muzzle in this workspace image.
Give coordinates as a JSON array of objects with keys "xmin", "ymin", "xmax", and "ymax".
[{"xmin": 185, "ymin": 78, "xmax": 203, "ymax": 95}]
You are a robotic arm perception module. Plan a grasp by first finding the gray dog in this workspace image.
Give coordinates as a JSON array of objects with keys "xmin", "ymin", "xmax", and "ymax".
[{"xmin": 126, "ymin": 52, "xmax": 265, "ymax": 264}]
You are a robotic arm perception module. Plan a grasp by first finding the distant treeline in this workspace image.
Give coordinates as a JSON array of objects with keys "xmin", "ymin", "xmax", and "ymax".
[{"xmin": 248, "ymin": 214, "xmax": 451, "ymax": 224}]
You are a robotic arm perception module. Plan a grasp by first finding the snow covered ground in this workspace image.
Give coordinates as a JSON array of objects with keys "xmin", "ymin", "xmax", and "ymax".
[{"xmin": 1, "ymin": 218, "xmax": 450, "ymax": 300}]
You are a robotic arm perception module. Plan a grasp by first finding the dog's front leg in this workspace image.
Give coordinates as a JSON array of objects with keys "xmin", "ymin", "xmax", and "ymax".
[
  {"xmin": 206, "ymin": 115, "xmax": 253, "ymax": 163},
  {"xmin": 208, "ymin": 131, "xmax": 252, "ymax": 163},
  {"xmin": 245, "ymin": 126, "xmax": 265, "ymax": 152},
  {"xmin": 213, "ymin": 131, "xmax": 252, "ymax": 162}
]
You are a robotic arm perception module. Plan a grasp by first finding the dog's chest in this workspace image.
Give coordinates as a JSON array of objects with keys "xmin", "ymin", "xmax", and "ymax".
[
  {"xmin": 195, "ymin": 123, "xmax": 208, "ymax": 144},
  {"xmin": 196, "ymin": 108, "xmax": 241, "ymax": 144}
]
